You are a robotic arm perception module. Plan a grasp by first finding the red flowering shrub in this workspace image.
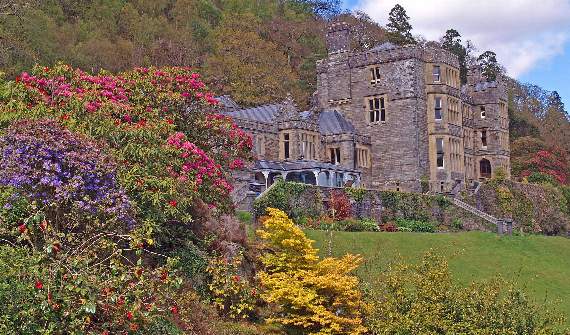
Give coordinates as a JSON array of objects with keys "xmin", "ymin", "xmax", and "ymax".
[
  {"xmin": 521, "ymin": 147, "xmax": 569, "ymax": 185},
  {"xmin": 330, "ymin": 190, "xmax": 352, "ymax": 221},
  {"xmin": 0, "ymin": 231, "xmax": 188, "ymax": 334},
  {"xmin": 0, "ymin": 63, "xmax": 252, "ymax": 243}
]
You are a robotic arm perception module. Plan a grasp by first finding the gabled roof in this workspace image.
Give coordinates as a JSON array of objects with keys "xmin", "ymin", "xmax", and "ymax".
[
  {"xmin": 318, "ymin": 110, "xmax": 356, "ymax": 135},
  {"xmin": 224, "ymin": 100, "xmax": 357, "ymax": 136}
]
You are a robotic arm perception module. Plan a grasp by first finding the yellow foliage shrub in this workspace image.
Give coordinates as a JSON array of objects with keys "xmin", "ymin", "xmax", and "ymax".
[{"xmin": 257, "ymin": 208, "xmax": 367, "ymax": 335}]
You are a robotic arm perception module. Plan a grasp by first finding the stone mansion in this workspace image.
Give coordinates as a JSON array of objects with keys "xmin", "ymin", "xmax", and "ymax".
[{"xmin": 222, "ymin": 22, "xmax": 511, "ymax": 195}]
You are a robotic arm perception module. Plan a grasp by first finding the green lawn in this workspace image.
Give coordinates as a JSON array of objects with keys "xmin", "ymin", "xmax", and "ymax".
[{"xmin": 306, "ymin": 230, "xmax": 570, "ymax": 319}]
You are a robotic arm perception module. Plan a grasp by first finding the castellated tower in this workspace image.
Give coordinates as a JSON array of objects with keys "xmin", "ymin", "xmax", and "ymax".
[
  {"xmin": 465, "ymin": 67, "xmax": 511, "ymax": 180},
  {"xmin": 315, "ymin": 23, "xmax": 511, "ymax": 192}
]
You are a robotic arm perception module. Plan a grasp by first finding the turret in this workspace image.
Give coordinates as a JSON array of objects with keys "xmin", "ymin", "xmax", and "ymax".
[{"xmin": 326, "ymin": 22, "xmax": 350, "ymax": 54}]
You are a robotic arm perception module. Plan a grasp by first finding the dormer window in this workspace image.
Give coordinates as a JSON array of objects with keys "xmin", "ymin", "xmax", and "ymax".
[
  {"xmin": 480, "ymin": 106, "xmax": 486, "ymax": 119},
  {"xmin": 367, "ymin": 96, "xmax": 386, "ymax": 123},
  {"xmin": 370, "ymin": 66, "xmax": 381, "ymax": 84},
  {"xmin": 433, "ymin": 65, "xmax": 441, "ymax": 83},
  {"xmin": 435, "ymin": 97, "xmax": 443, "ymax": 121}
]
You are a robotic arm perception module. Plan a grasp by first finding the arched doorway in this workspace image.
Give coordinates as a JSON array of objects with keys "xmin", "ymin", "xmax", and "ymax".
[{"xmin": 480, "ymin": 159, "xmax": 492, "ymax": 179}]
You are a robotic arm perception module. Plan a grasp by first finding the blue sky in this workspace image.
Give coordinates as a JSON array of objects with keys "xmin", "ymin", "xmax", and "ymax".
[{"xmin": 342, "ymin": 0, "xmax": 570, "ymax": 109}]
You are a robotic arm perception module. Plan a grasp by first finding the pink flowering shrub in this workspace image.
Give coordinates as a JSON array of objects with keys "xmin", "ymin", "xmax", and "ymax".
[{"xmin": 1, "ymin": 63, "xmax": 253, "ymax": 242}]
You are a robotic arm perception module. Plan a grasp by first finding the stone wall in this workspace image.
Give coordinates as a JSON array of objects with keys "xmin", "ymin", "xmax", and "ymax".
[
  {"xmin": 464, "ymin": 181, "xmax": 570, "ymax": 235},
  {"xmin": 252, "ymin": 182, "xmax": 491, "ymax": 231}
]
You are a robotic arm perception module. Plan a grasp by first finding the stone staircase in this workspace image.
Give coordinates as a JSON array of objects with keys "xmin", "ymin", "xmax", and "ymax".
[{"xmin": 451, "ymin": 197, "xmax": 499, "ymax": 226}]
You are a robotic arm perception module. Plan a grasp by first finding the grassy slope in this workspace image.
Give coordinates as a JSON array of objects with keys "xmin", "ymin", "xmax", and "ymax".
[{"xmin": 306, "ymin": 230, "xmax": 570, "ymax": 319}]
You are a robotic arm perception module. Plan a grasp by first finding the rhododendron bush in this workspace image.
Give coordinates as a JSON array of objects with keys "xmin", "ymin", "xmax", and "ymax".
[
  {"xmin": 0, "ymin": 119, "xmax": 134, "ymax": 233},
  {"xmin": 0, "ymin": 64, "xmax": 255, "ymax": 333},
  {"xmin": 520, "ymin": 148, "xmax": 569, "ymax": 185},
  {"xmin": 0, "ymin": 63, "xmax": 252, "ymax": 237}
]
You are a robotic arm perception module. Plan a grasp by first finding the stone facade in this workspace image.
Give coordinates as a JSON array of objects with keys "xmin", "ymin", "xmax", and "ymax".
[{"xmin": 223, "ymin": 23, "xmax": 510, "ymax": 196}]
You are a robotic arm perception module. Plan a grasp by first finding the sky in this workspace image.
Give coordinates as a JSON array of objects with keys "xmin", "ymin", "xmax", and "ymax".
[{"xmin": 342, "ymin": 0, "xmax": 570, "ymax": 109}]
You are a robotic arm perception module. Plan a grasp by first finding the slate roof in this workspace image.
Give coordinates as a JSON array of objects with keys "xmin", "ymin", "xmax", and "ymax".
[
  {"xmin": 474, "ymin": 81, "xmax": 498, "ymax": 92},
  {"xmin": 225, "ymin": 103, "xmax": 282, "ymax": 123},
  {"xmin": 224, "ymin": 101, "xmax": 358, "ymax": 135},
  {"xmin": 318, "ymin": 110, "xmax": 356, "ymax": 135},
  {"xmin": 254, "ymin": 159, "xmax": 359, "ymax": 173},
  {"xmin": 216, "ymin": 95, "xmax": 240, "ymax": 110}
]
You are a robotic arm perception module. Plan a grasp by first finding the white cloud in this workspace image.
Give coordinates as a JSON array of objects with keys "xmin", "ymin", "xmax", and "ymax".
[{"xmin": 355, "ymin": 0, "xmax": 570, "ymax": 77}]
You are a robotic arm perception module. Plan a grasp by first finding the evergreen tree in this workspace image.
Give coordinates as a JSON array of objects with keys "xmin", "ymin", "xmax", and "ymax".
[
  {"xmin": 542, "ymin": 91, "xmax": 570, "ymax": 151},
  {"xmin": 441, "ymin": 29, "xmax": 469, "ymax": 84},
  {"xmin": 386, "ymin": 4, "xmax": 415, "ymax": 45},
  {"xmin": 477, "ymin": 50, "xmax": 502, "ymax": 82}
]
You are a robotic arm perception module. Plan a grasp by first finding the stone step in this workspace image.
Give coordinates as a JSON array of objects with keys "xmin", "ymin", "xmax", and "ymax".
[{"xmin": 451, "ymin": 198, "xmax": 499, "ymax": 225}]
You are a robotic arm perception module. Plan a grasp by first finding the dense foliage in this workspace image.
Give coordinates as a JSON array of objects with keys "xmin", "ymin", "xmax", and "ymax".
[
  {"xmin": 394, "ymin": 218, "xmax": 436, "ymax": 233},
  {"xmin": 0, "ymin": 64, "xmax": 252, "ymax": 245},
  {"xmin": 0, "ymin": 64, "xmax": 262, "ymax": 333},
  {"xmin": 366, "ymin": 252, "xmax": 568, "ymax": 334},
  {"xmin": 0, "ymin": 119, "xmax": 134, "ymax": 232},
  {"xmin": 257, "ymin": 208, "xmax": 367, "ymax": 335}
]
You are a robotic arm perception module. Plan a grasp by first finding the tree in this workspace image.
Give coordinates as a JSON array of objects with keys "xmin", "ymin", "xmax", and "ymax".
[
  {"xmin": 441, "ymin": 29, "xmax": 469, "ymax": 84},
  {"xmin": 257, "ymin": 208, "xmax": 367, "ymax": 335},
  {"xmin": 386, "ymin": 4, "xmax": 415, "ymax": 46},
  {"xmin": 205, "ymin": 14, "xmax": 304, "ymax": 106},
  {"xmin": 510, "ymin": 136, "xmax": 548, "ymax": 178},
  {"xmin": 542, "ymin": 91, "xmax": 570, "ymax": 152},
  {"xmin": 366, "ymin": 252, "xmax": 568, "ymax": 334},
  {"xmin": 336, "ymin": 11, "xmax": 387, "ymax": 52},
  {"xmin": 0, "ymin": 0, "xmax": 37, "ymax": 16},
  {"xmin": 478, "ymin": 50, "xmax": 502, "ymax": 82}
]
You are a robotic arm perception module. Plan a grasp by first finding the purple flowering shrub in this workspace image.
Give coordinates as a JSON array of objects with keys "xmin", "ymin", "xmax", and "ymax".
[{"xmin": 0, "ymin": 119, "xmax": 134, "ymax": 233}]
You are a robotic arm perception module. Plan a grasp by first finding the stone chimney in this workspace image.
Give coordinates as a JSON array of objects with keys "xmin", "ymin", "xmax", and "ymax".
[{"xmin": 326, "ymin": 22, "xmax": 350, "ymax": 54}]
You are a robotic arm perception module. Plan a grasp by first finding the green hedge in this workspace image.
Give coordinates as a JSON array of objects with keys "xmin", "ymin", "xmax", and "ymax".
[{"xmin": 395, "ymin": 218, "xmax": 436, "ymax": 233}]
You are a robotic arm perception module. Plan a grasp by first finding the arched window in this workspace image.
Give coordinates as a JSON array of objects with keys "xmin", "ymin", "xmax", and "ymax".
[{"xmin": 480, "ymin": 159, "xmax": 492, "ymax": 178}]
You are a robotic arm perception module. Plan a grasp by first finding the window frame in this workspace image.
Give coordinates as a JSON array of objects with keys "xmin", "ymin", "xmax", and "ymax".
[
  {"xmin": 434, "ymin": 97, "xmax": 443, "ymax": 121},
  {"xmin": 432, "ymin": 65, "xmax": 441, "ymax": 83},
  {"xmin": 356, "ymin": 147, "xmax": 370, "ymax": 168},
  {"xmin": 329, "ymin": 147, "xmax": 341, "ymax": 165},
  {"xmin": 283, "ymin": 133, "xmax": 290, "ymax": 159},
  {"xmin": 300, "ymin": 132, "xmax": 317, "ymax": 160},
  {"xmin": 370, "ymin": 66, "xmax": 381, "ymax": 85},
  {"xmin": 436, "ymin": 138, "xmax": 444, "ymax": 169},
  {"xmin": 367, "ymin": 96, "xmax": 386, "ymax": 124}
]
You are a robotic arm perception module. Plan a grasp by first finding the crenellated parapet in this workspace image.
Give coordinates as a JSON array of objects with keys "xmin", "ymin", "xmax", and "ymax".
[{"xmin": 347, "ymin": 45, "xmax": 460, "ymax": 69}]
